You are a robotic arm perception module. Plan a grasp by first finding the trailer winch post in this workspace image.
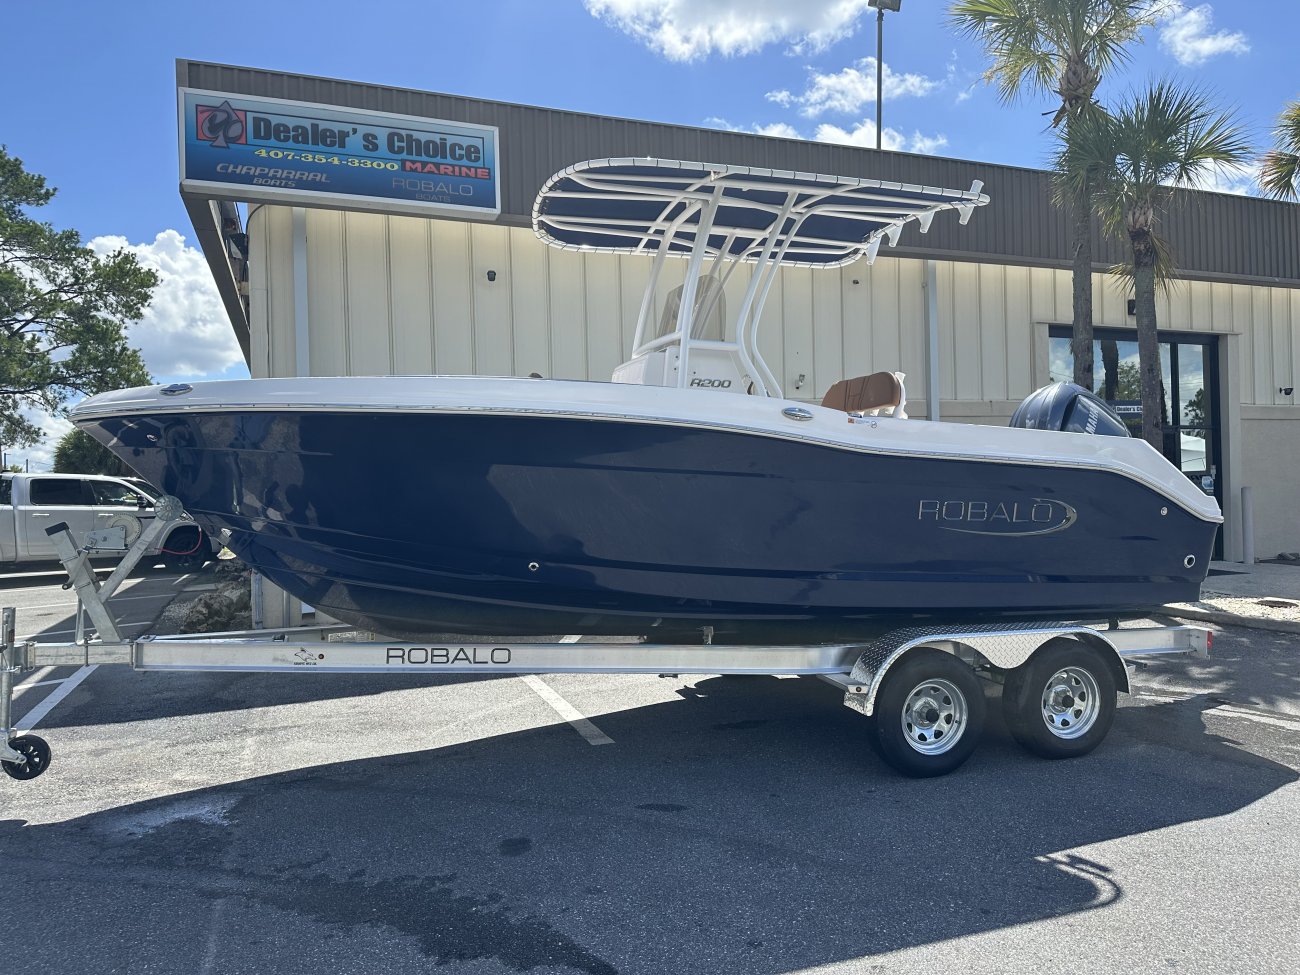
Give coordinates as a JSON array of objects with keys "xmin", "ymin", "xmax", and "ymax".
[
  {"xmin": 48, "ymin": 526, "xmax": 123, "ymax": 644},
  {"xmin": 46, "ymin": 495, "xmax": 188, "ymax": 645},
  {"xmin": 1, "ymin": 608, "xmax": 18, "ymax": 763}
]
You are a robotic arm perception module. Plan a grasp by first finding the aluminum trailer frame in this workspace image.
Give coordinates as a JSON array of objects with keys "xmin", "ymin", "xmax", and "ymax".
[{"xmin": 0, "ymin": 501, "xmax": 1211, "ymax": 780}]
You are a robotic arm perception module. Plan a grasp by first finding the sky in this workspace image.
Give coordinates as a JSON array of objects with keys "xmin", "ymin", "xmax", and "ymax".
[{"xmin": 1, "ymin": 0, "xmax": 1291, "ymax": 469}]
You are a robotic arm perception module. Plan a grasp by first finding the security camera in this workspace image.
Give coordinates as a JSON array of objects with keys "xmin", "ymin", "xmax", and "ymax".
[
  {"xmin": 1282, "ymin": 386, "xmax": 1295, "ymax": 396},
  {"xmin": 486, "ymin": 269, "xmax": 497, "ymax": 282}
]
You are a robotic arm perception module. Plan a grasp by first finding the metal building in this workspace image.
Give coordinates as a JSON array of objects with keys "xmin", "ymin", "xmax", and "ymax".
[{"xmin": 179, "ymin": 60, "xmax": 1300, "ymax": 563}]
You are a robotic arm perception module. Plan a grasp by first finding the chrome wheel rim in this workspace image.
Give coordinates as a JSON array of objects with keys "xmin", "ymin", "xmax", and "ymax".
[
  {"xmin": 1040, "ymin": 666, "xmax": 1101, "ymax": 739},
  {"xmin": 900, "ymin": 678, "xmax": 968, "ymax": 755}
]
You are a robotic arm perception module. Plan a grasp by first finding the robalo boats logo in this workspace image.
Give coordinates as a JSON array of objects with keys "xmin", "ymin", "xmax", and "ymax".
[{"xmin": 917, "ymin": 498, "xmax": 1077, "ymax": 537}]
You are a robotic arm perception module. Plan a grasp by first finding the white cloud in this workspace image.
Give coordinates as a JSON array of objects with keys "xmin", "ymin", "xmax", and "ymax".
[
  {"xmin": 1157, "ymin": 3, "xmax": 1249, "ymax": 66},
  {"xmin": 1189, "ymin": 160, "xmax": 1260, "ymax": 196},
  {"xmin": 773, "ymin": 57, "xmax": 943, "ymax": 118},
  {"xmin": 5, "ymin": 410, "xmax": 72, "ymax": 473},
  {"xmin": 753, "ymin": 122, "xmax": 803, "ymax": 139},
  {"xmin": 813, "ymin": 120, "xmax": 948, "ymax": 155},
  {"xmin": 704, "ymin": 117, "xmax": 803, "ymax": 139},
  {"xmin": 906, "ymin": 131, "xmax": 951, "ymax": 155},
  {"xmin": 584, "ymin": 0, "xmax": 872, "ymax": 61},
  {"xmin": 707, "ymin": 115, "xmax": 947, "ymax": 154},
  {"xmin": 89, "ymin": 229, "xmax": 244, "ymax": 380},
  {"xmin": 6, "ymin": 230, "xmax": 242, "ymax": 471},
  {"xmin": 703, "ymin": 115, "xmax": 744, "ymax": 131}
]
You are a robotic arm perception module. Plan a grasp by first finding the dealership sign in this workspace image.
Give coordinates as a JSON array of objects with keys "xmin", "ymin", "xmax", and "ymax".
[{"xmin": 179, "ymin": 89, "xmax": 500, "ymax": 218}]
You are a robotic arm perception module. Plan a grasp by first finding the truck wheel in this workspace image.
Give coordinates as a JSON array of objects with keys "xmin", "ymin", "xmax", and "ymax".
[
  {"xmin": 1002, "ymin": 639, "xmax": 1117, "ymax": 759},
  {"xmin": 869, "ymin": 648, "xmax": 986, "ymax": 778}
]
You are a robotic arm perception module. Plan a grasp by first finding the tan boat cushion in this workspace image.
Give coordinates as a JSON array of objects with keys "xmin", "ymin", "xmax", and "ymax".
[{"xmin": 821, "ymin": 372, "xmax": 902, "ymax": 414}]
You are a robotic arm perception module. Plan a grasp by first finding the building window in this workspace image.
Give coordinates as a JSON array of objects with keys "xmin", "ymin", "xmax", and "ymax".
[{"xmin": 1048, "ymin": 328, "xmax": 1218, "ymax": 491}]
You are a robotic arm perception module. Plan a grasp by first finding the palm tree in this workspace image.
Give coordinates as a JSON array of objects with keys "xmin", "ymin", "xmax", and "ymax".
[
  {"xmin": 949, "ymin": 0, "xmax": 1150, "ymax": 392},
  {"xmin": 1063, "ymin": 81, "xmax": 1250, "ymax": 449},
  {"xmin": 1260, "ymin": 99, "xmax": 1300, "ymax": 198}
]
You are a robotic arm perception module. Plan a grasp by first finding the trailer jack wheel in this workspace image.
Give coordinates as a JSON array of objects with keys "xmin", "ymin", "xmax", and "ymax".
[
  {"xmin": 2, "ymin": 735, "xmax": 51, "ymax": 780},
  {"xmin": 869, "ymin": 648, "xmax": 986, "ymax": 778}
]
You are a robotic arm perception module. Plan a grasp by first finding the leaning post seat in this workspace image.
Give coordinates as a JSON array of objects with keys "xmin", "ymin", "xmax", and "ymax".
[{"xmin": 821, "ymin": 372, "xmax": 907, "ymax": 418}]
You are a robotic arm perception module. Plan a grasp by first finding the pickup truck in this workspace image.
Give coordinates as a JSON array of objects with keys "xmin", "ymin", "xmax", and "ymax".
[{"xmin": 1, "ymin": 472, "xmax": 217, "ymax": 571}]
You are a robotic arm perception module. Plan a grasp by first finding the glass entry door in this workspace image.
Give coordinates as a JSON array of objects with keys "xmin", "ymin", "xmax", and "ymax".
[{"xmin": 1049, "ymin": 327, "xmax": 1221, "ymax": 555}]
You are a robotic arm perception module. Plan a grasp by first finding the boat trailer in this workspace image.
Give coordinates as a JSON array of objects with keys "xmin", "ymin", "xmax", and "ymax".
[{"xmin": 1, "ymin": 503, "xmax": 1211, "ymax": 780}]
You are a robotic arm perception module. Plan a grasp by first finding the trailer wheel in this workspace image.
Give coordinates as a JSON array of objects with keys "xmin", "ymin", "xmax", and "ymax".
[
  {"xmin": 1002, "ymin": 640, "xmax": 1117, "ymax": 759},
  {"xmin": 2, "ymin": 734, "xmax": 51, "ymax": 780},
  {"xmin": 869, "ymin": 648, "xmax": 986, "ymax": 778}
]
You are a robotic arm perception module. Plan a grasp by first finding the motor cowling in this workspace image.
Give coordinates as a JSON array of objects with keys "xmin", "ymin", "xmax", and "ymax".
[{"xmin": 1009, "ymin": 382, "xmax": 1130, "ymax": 437}]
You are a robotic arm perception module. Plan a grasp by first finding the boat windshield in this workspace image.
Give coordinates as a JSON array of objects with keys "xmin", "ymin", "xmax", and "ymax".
[{"xmin": 656, "ymin": 278, "xmax": 726, "ymax": 342}]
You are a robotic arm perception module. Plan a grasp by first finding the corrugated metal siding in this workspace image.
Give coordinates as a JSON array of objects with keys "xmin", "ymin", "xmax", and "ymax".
[
  {"xmin": 181, "ymin": 60, "xmax": 1300, "ymax": 288},
  {"xmin": 250, "ymin": 206, "xmax": 1300, "ymax": 408}
]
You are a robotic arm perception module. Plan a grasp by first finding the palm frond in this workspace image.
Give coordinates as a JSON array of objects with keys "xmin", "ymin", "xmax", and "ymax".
[
  {"xmin": 949, "ymin": 0, "xmax": 1060, "ymax": 105},
  {"xmin": 1080, "ymin": 0, "xmax": 1153, "ymax": 76},
  {"xmin": 1081, "ymin": 79, "xmax": 1251, "ymax": 284},
  {"xmin": 1259, "ymin": 151, "xmax": 1300, "ymax": 199},
  {"xmin": 1259, "ymin": 99, "xmax": 1300, "ymax": 198},
  {"xmin": 950, "ymin": 0, "xmax": 1152, "ymax": 114},
  {"xmin": 1110, "ymin": 81, "xmax": 1250, "ymax": 200},
  {"xmin": 1107, "ymin": 234, "xmax": 1179, "ymax": 296},
  {"xmin": 1049, "ymin": 100, "xmax": 1114, "ymax": 207}
]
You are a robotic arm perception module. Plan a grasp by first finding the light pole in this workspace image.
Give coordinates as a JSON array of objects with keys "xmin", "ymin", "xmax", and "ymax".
[{"xmin": 868, "ymin": 0, "xmax": 903, "ymax": 150}]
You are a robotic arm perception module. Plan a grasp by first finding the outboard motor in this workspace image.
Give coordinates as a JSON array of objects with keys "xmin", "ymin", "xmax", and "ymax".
[{"xmin": 1009, "ymin": 382, "xmax": 1130, "ymax": 437}]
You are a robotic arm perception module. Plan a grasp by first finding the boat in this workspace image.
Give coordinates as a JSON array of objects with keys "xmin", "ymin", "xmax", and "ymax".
[{"xmin": 71, "ymin": 158, "xmax": 1222, "ymax": 640}]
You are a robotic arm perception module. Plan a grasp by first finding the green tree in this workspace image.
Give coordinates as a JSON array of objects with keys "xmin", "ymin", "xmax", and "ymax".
[
  {"xmin": 0, "ymin": 146, "xmax": 154, "ymax": 450},
  {"xmin": 1259, "ymin": 98, "xmax": 1300, "ymax": 199},
  {"xmin": 1183, "ymin": 386, "xmax": 1206, "ymax": 429},
  {"xmin": 949, "ymin": 0, "xmax": 1150, "ymax": 392},
  {"xmin": 1063, "ymin": 82, "xmax": 1249, "ymax": 448},
  {"xmin": 52, "ymin": 428, "xmax": 130, "ymax": 476}
]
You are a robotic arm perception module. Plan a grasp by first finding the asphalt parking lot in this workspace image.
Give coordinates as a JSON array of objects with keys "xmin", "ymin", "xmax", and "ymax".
[{"xmin": 2, "ymin": 567, "xmax": 1299, "ymax": 975}]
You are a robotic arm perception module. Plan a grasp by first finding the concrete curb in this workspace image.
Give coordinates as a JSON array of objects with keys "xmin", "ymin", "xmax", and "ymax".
[{"xmin": 1161, "ymin": 605, "xmax": 1300, "ymax": 636}]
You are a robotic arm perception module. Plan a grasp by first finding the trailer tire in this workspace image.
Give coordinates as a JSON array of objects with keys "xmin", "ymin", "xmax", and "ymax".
[
  {"xmin": 869, "ymin": 648, "xmax": 986, "ymax": 778},
  {"xmin": 1002, "ymin": 639, "xmax": 1116, "ymax": 759}
]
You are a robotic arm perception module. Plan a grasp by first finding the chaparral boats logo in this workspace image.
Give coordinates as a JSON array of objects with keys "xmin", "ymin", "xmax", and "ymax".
[
  {"xmin": 196, "ymin": 100, "xmax": 247, "ymax": 148},
  {"xmin": 918, "ymin": 498, "xmax": 1077, "ymax": 537}
]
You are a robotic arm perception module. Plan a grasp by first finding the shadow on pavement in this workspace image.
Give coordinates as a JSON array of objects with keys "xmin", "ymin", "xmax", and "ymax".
[
  {"xmin": 0, "ymin": 674, "xmax": 1294, "ymax": 974},
  {"xmin": 1139, "ymin": 624, "xmax": 1300, "ymax": 717}
]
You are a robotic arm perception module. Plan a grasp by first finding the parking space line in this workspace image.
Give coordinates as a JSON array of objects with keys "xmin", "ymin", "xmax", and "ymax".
[
  {"xmin": 560, "ymin": 634, "xmax": 583, "ymax": 644},
  {"xmin": 519, "ymin": 674, "xmax": 614, "ymax": 746},
  {"xmin": 17, "ymin": 593, "xmax": 166, "ymax": 613},
  {"xmin": 1206, "ymin": 704, "xmax": 1300, "ymax": 732},
  {"xmin": 12, "ymin": 602, "xmax": 77, "ymax": 613},
  {"xmin": 12, "ymin": 666, "xmax": 58, "ymax": 697},
  {"xmin": 16, "ymin": 665, "xmax": 97, "ymax": 733}
]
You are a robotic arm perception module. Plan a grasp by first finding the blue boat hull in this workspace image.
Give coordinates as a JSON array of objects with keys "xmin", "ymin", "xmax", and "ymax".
[{"xmin": 79, "ymin": 409, "xmax": 1219, "ymax": 638}]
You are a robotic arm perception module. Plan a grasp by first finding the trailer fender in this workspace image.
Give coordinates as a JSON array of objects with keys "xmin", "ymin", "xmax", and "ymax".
[{"xmin": 843, "ymin": 622, "xmax": 1129, "ymax": 718}]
